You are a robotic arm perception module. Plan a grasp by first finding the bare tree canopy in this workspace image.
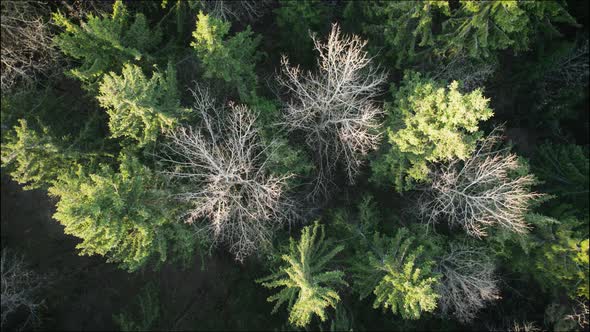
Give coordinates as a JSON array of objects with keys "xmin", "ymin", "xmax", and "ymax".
[
  {"xmin": 161, "ymin": 86, "xmax": 295, "ymax": 261},
  {"xmin": 1, "ymin": 249, "xmax": 46, "ymax": 330},
  {"xmin": 418, "ymin": 128, "xmax": 542, "ymax": 237},
  {"xmin": 278, "ymin": 23, "xmax": 387, "ymax": 200},
  {"xmin": 436, "ymin": 243, "xmax": 501, "ymax": 323},
  {"xmin": 0, "ymin": 1, "xmax": 60, "ymax": 91}
]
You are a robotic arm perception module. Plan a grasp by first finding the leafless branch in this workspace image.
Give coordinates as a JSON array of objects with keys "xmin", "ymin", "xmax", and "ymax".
[
  {"xmin": 565, "ymin": 299, "xmax": 589, "ymax": 329},
  {"xmin": 436, "ymin": 243, "xmax": 501, "ymax": 323},
  {"xmin": 1, "ymin": 1, "xmax": 61, "ymax": 92},
  {"xmin": 160, "ymin": 85, "xmax": 297, "ymax": 261},
  {"xmin": 278, "ymin": 23, "xmax": 387, "ymax": 200},
  {"xmin": 432, "ymin": 53, "xmax": 496, "ymax": 92},
  {"xmin": 417, "ymin": 128, "xmax": 542, "ymax": 237},
  {"xmin": 200, "ymin": 0, "xmax": 267, "ymax": 22},
  {"xmin": 1, "ymin": 249, "xmax": 46, "ymax": 330}
]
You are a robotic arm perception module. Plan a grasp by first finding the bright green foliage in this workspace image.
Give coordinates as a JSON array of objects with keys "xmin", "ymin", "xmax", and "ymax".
[
  {"xmin": 275, "ymin": 0, "xmax": 329, "ymax": 66},
  {"xmin": 191, "ymin": 11, "xmax": 261, "ymax": 99},
  {"xmin": 97, "ymin": 63, "xmax": 183, "ymax": 146},
  {"xmin": 113, "ymin": 283, "xmax": 160, "ymax": 331},
  {"xmin": 533, "ymin": 143, "xmax": 589, "ymax": 214},
  {"xmin": 440, "ymin": 1, "xmax": 577, "ymax": 60},
  {"xmin": 1, "ymin": 119, "xmax": 77, "ymax": 190},
  {"xmin": 48, "ymin": 154, "xmax": 193, "ymax": 272},
  {"xmin": 53, "ymin": 0, "xmax": 162, "ymax": 86},
  {"xmin": 371, "ymin": 71, "xmax": 493, "ymax": 192},
  {"xmin": 351, "ymin": 1, "xmax": 450, "ymax": 68},
  {"xmin": 350, "ymin": 228, "xmax": 439, "ymax": 320},
  {"xmin": 257, "ymin": 222, "xmax": 347, "ymax": 328}
]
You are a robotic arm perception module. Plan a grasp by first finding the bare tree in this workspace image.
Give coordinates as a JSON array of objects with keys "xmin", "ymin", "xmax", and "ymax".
[
  {"xmin": 565, "ymin": 299, "xmax": 589, "ymax": 329},
  {"xmin": 1, "ymin": 249, "xmax": 45, "ymax": 330},
  {"xmin": 1, "ymin": 1, "xmax": 60, "ymax": 92},
  {"xmin": 199, "ymin": 0, "xmax": 267, "ymax": 22},
  {"xmin": 417, "ymin": 128, "xmax": 541, "ymax": 237},
  {"xmin": 278, "ymin": 23, "xmax": 387, "ymax": 200},
  {"xmin": 436, "ymin": 243, "xmax": 501, "ymax": 323},
  {"xmin": 160, "ymin": 86, "xmax": 295, "ymax": 261}
]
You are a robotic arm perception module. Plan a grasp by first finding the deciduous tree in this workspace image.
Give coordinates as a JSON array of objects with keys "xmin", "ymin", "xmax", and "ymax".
[
  {"xmin": 278, "ymin": 24, "xmax": 386, "ymax": 200},
  {"xmin": 417, "ymin": 129, "xmax": 541, "ymax": 237},
  {"xmin": 161, "ymin": 87, "xmax": 295, "ymax": 261}
]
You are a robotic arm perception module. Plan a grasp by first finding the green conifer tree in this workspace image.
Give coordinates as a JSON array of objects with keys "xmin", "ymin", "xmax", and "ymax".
[
  {"xmin": 371, "ymin": 71, "xmax": 493, "ymax": 192},
  {"xmin": 1, "ymin": 119, "xmax": 72, "ymax": 190},
  {"xmin": 350, "ymin": 228, "xmax": 440, "ymax": 320},
  {"xmin": 257, "ymin": 221, "xmax": 347, "ymax": 328},
  {"xmin": 533, "ymin": 143, "xmax": 589, "ymax": 214},
  {"xmin": 53, "ymin": 0, "xmax": 162, "ymax": 87},
  {"xmin": 48, "ymin": 153, "xmax": 194, "ymax": 272},
  {"xmin": 440, "ymin": 1, "xmax": 577, "ymax": 60},
  {"xmin": 97, "ymin": 62, "xmax": 183, "ymax": 147},
  {"xmin": 191, "ymin": 11, "xmax": 261, "ymax": 99}
]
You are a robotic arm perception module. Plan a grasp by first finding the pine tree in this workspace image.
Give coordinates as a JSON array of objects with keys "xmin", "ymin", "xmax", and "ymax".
[
  {"xmin": 48, "ymin": 153, "xmax": 194, "ymax": 272},
  {"xmin": 191, "ymin": 11, "xmax": 261, "ymax": 99},
  {"xmin": 350, "ymin": 228, "xmax": 439, "ymax": 320},
  {"xmin": 257, "ymin": 221, "xmax": 347, "ymax": 328},
  {"xmin": 97, "ymin": 62, "xmax": 184, "ymax": 147},
  {"xmin": 53, "ymin": 0, "xmax": 161, "ymax": 87},
  {"xmin": 371, "ymin": 71, "xmax": 493, "ymax": 192}
]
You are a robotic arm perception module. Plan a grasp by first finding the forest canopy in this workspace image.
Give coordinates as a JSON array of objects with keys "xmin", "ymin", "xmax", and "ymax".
[{"xmin": 1, "ymin": 0, "xmax": 588, "ymax": 331}]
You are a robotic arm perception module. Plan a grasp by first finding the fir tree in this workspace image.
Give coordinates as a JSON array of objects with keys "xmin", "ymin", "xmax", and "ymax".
[
  {"xmin": 350, "ymin": 228, "xmax": 440, "ymax": 320},
  {"xmin": 257, "ymin": 221, "xmax": 347, "ymax": 328}
]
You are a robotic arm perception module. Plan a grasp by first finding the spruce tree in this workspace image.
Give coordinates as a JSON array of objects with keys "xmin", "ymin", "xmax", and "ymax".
[
  {"xmin": 350, "ymin": 228, "xmax": 440, "ymax": 320},
  {"xmin": 191, "ymin": 11, "xmax": 261, "ymax": 99},
  {"xmin": 97, "ymin": 62, "xmax": 183, "ymax": 147},
  {"xmin": 48, "ymin": 153, "xmax": 194, "ymax": 272},
  {"xmin": 53, "ymin": 0, "xmax": 161, "ymax": 87},
  {"xmin": 1, "ymin": 119, "xmax": 71, "ymax": 190},
  {"xmin": 257, "ymin": 221, "xmax": 347, "ymax": 328}
]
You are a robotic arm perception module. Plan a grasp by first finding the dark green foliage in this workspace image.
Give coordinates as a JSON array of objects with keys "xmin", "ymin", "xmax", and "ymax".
[
  {"xmin": 53, "ymin": 0, "xmax": 162, "ymax": 87},
  {"xmin": 347, "ymin": 1, "xmax": 450, "ymax": 69},
  {"xmin": 439, "ymin": 1, "xmax": 577, "ymax": 60},
  {"xmin": 48, "ymin": 154, "xmax": 195, "ymax": 272},
  {"xmin": 114, "ymin": 283, "xmax": 160, "ymax": 331},
  {"xmin": 522, "ymin": 213, "xmax": 589, "ymax": 300},
  {"xmin": 275, "ymin": 0, "xmax": 330, "ymax": 67},
  {"xmin": 257, "ymin": 221, "xmax": 347, "ymax": 328},
  {"xmin": 533, "ymin": 142, "xmax": 589, "ymax": 214},
  {"xmin": 97, "ymin": 62, "xmax": 184, "ymax": 147},
  {"xmin": 0, "ymin": 0, "xmax": 588, "ymax": 330}
]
